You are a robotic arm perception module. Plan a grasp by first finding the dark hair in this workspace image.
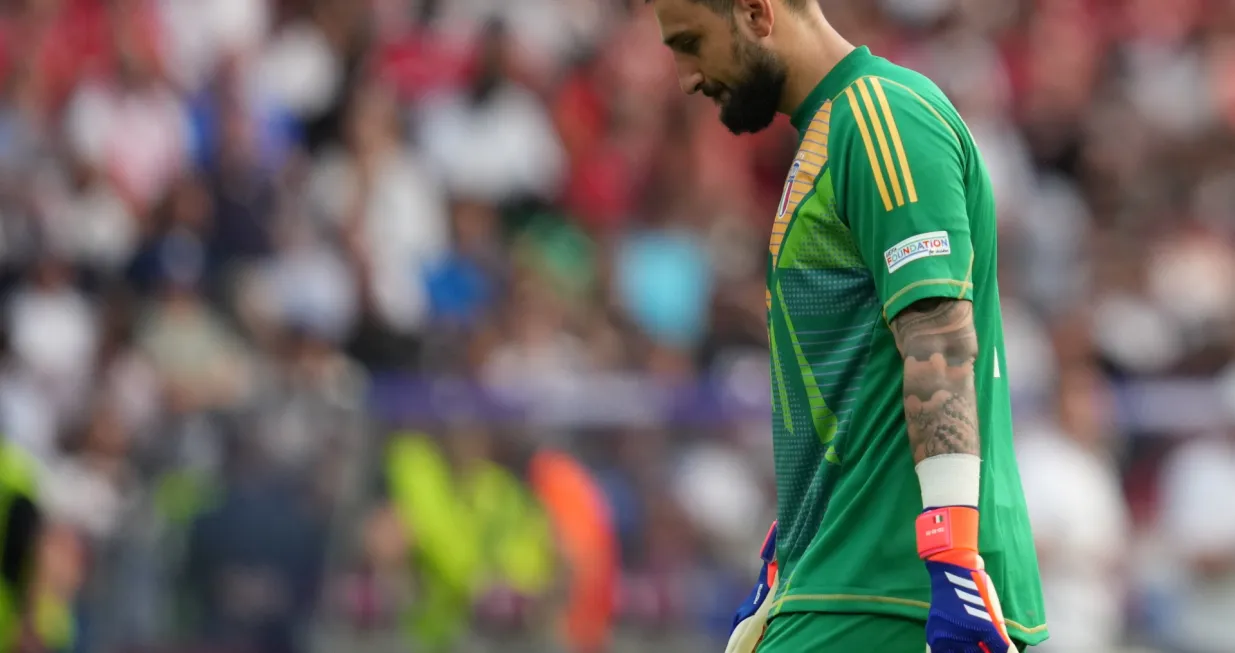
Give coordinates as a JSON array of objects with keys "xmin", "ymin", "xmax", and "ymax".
[{"xmin": 647, "ymin": 0, "xmax": 809, "ymax": 12}]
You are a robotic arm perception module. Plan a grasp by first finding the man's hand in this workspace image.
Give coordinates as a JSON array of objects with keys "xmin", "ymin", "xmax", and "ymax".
[
  {"xmin": 918, "ymin": 507, "xmax": 1017, "ymax": 653},
  {"xmin": 725, "ymin": 522, "xmax": 777, "ymax": 653}
]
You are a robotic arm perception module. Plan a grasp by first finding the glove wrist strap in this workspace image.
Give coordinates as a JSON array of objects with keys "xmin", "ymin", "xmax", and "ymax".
[
  {"xmin": 916, "ymin": 505, "xmax": 980, "ymax": 562},
  {"xmin": 759, "ymin": 521, "xmax": 777, "ymax": 562},
  {"xmin": 760, "ymin": 521, "xmax": 779, "ymax": 587}
]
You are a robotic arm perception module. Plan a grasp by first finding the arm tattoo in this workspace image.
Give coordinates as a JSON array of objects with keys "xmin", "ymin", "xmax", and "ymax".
[{"xmin": 890, "ymin": 298, "xmax": 981, "ymax": 464}]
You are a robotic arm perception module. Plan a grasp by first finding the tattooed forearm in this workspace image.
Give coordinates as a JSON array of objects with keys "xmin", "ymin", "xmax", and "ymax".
[{"xmin": 890, "ymin": 298, "xmax": 981, "ymax": 463}]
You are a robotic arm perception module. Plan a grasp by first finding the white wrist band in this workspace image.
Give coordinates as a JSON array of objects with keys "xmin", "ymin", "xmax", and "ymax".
[{"xmin": 915, "ymin": 453, "xmax": 981, "ymax": 509}]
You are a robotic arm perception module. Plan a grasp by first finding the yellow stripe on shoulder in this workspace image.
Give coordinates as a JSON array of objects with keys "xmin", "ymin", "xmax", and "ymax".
[
  {"xmin": 856, "ymin": 78, "xmax": 905, "ymax": 208},
  {"xmin": 843, "ymin": 85, "xmax": 894, "ymax": 212},
  {"xmin": 867, "ymin": 77, "xmax": 917, "ymax": 204}
]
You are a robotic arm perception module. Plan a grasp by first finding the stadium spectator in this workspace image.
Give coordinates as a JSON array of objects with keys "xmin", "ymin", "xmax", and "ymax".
[
  {"xmin": 1157, "ymin": 429, "xmax": 1235, "ymax": 653},
  {"xmin": 1018, "ymin": 363, "xmax": 1132, "ymax": 652}
]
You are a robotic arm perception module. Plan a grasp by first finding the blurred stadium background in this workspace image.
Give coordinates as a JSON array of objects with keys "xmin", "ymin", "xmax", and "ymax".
[{"xmin": 0, "ymin": 0, "xmax": 1233, "ymax": 652}]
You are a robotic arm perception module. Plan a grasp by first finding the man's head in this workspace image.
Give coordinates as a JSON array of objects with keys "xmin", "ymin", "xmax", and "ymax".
[{"xmin": 650, "ymin": 0, "xmax": 808, "ymax": 134}]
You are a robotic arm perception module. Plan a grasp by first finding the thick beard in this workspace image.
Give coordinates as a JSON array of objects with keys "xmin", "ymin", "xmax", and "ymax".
[{"xmin": 719, "ymin": 39, "xmax": 787, "ymax": 135}]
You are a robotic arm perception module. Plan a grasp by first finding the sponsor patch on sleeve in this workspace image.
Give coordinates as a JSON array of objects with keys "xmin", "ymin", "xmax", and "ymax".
[{"xmin": 884, "ymin": 231, "xmax": 951, "ymax": 273}]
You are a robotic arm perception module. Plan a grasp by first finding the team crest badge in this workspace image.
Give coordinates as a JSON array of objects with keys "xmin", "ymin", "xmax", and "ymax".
[{"xmin": 777, "ymin": 160, "xmax": 802, "ymax": 219}]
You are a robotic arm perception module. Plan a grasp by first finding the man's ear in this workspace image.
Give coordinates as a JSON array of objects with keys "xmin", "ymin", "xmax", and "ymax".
[{"xmin": 734, "ymin": 0, "xmax": 774, "ymax": 39}]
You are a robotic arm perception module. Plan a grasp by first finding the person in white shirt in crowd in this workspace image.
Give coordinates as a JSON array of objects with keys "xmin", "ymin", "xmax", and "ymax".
[
  {"xmin": 1016, "ymin": 362, "xmax": 1132, "ymax": 652},
  {"xmin": 417, "ymin": 18, "xmax": 566, "ymax": 206},
  {"xmin": 310, "ymin": 81, "xmax": 449, "ymax": 338},
  {"xmin": 6, "ymin": 257, "xmax": 99, "ymax": 430},
  {"xmin": 64, "ymin": 44, "xmax": 189, "ymax": 217},
  {"xmin": 1157, "ymin": 427, "xmax": 1235, "ymax": 653}
]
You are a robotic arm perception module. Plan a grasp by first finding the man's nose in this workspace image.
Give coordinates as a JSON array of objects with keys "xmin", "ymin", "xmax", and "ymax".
[{"xmin": 675, "ymin": 60, "xmax": 703, "ymax": 95}]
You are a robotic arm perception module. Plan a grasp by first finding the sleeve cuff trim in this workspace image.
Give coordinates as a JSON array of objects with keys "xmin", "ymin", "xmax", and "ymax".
[{"xmin": 882, "ymin": 278, "xmax": 974, "ymax": 323}]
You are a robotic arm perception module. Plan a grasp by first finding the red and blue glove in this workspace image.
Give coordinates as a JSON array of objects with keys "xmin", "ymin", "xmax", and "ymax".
[
  {"xmin": 918, "ymin": 506, "xmax": 1018, "ymax": 653},
  {"xmin": 725, "ymin": 521, "xmax": 778, "ymax": 653}
]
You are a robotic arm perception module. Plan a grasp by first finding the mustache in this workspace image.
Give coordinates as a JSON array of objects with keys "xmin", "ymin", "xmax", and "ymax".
[{"xmin": 701, "ymin": 83, "xmax": 727, "ymax": 99}]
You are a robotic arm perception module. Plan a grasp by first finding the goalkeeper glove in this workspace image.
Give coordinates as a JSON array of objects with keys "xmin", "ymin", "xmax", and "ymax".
[
  {"xmin": 918, "ymin": 506, "xmax": 1018, "ymax": 653},
  {"xmin": 725, "ymin": 521, "xmax": 778, "ymax": 653}
]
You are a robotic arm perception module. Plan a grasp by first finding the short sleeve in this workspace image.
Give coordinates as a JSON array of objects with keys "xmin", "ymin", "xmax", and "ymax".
[{"xmin": 829, "ymin": 76, "xmax": 974, "ymax": 322}]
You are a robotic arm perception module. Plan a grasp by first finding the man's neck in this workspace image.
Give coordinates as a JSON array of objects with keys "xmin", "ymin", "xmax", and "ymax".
[{"xmin": 777, "ymin": 14, "xmax": 856, "ymax": 116}]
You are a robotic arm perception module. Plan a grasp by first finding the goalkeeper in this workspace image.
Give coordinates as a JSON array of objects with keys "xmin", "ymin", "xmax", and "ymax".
[{"xmin": 647, "ymin": 0, "xmax": 1051, "ymax": 651}]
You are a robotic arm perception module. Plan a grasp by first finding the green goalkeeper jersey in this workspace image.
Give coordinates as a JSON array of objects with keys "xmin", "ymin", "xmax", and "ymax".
[{"xmin": 765, "ymin": 46, "xmax": 1048, "ymax": 645}]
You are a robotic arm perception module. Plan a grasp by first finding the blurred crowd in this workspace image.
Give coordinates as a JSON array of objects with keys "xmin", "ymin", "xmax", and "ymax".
[{"xmin": 0, "ymin": 0, "xmax": 1234, "ymax": 652}]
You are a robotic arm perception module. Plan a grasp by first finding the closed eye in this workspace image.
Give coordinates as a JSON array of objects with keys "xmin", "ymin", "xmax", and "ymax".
[{"xmin": 665, "ymin": 32, "xmax": 700, "ymax": 56}]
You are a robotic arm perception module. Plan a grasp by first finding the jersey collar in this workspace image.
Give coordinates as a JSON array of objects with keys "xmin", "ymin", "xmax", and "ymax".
[{"xmin": 790, "ymin": 45, "xmax": 873, "ymax": 135}]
